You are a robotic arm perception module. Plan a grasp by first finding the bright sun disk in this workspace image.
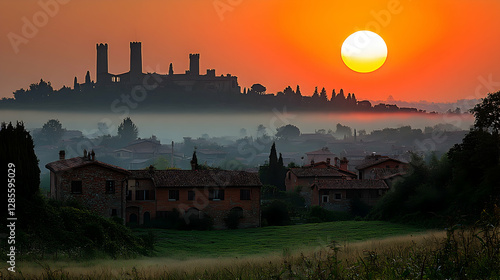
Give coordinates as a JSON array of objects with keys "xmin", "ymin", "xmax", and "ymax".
[{"xmin": 341, "ymin": 31, "xmax": 387, "ymax": 73}]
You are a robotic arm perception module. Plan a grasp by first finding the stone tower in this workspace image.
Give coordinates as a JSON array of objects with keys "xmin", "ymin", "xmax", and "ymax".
[
  {"xmin": 130, "ymin": 42, "xmax": 142, "ymax": 84},
  {"xmin": 189, "ymin": 53, "xmax": 200, "ymax": 76},
  {"xmin": 96, "ymin": 43, "xmax": 109, "ymax": 84}
]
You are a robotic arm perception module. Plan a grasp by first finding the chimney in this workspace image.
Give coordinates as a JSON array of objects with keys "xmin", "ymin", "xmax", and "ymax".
[
  {"xmin": 310, "ymin": 159, "xmax": 315, "ymax": 165},
  {"xmin": 334, "ymin": 157, "xmax": 339, "ymax": 167},
  {"xmin": 326, "ymin": 158, "xmax": 331, "ymax": 165},
  {"xmin": 148, "ymin": 165, "xmax": 155, "ymax": 175},
  {"xmin": 84, "ymin": 149, "xmax": 88, "ymax": 158},
  {"xmin": 59, "ymin": 150, "xmax": 65, "ymax": 160},
  {"xmin": 91, "ymin": 150, "xmax": 95, "ymax": 161},
  {"xmin": 340, "ymin": 157, "xmax": 349, "ymax": 171}
]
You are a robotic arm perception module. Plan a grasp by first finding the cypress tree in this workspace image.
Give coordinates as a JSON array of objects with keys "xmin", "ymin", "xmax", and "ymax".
[
  {"xmin": 269, "ymin": 142, "xmax": 278, "ymax": 168},
  {"xmin": 1, "ymin": 121, "xmax": 40, "ymax": 222}
]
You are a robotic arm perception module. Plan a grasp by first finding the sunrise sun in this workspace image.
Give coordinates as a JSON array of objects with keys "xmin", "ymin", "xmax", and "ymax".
[{"xmin": 341, "ymin": 31, "xmax": 387, "ymax": 73}]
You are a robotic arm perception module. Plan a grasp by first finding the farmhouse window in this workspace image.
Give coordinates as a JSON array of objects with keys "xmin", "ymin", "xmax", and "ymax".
[
  {"xmin": 71, "ymin": 180, "xmax": 82, "ymax": 194},
  {"xmin": 209, "ymin": 189, "xmax": 225, "ymax": 200},
  {"xmin": 188, "ymin": 190, "xmax": 195, "ymax": 201},
  {"xmin": 106, "ymin": 180, "xmax": 115, "ymax": 194},
  {"xmin": 169, "ymin": 190, "xmax": 180, "ymax": 201},
  {"xmin": 240, "ymin": 189, "xmax": 251, "ymax": 200},
  {"xmin": 136, "ymin": 190, "xmax": 155, "ymax": 200},
  {"xmin": 334, "ymin": 193, "xmax": 342, "ymax": 200},
  {"xmin": 322, "ymin": 195, "xmax": 329, "ymax": 203}
]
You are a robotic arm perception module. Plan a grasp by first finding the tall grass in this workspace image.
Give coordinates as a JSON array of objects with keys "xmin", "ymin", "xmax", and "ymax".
[{"xmin": 4, "ymin": 209, "xmax": 500, "ymax": 279}]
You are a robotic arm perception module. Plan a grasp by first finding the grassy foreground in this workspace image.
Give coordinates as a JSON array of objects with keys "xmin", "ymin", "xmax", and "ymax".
[
  {"xmin": 2, "ymin": 221, "xmax": 430, "ymax": 279},
  {"xmin": 138, "ymin": 221, "xmax": 426, "ymax": 259}
]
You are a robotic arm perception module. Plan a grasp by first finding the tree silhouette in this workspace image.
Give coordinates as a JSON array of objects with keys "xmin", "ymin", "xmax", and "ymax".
[
  {"xmin": 0, "ymin": 121, "xmax": 40, "ymax": 221},
  {"xmin": 312, "ymin": 86, "xmax": 319, "ymax": 99},
  {"xmin": 276, "ymin": 124, "xmax": 300, "ymax": 139},
  {"xmin": 320, "ymin": 87, "xmax": 328, "ymax": 102},
  {"xmin": 250, "ymin": 83, "xmax": 266, "ymax": 95},
  {"xmin": 117, "ymin": 117, "xmax": 138, "ymax": 145},
  {"xmin": 269, "ymin": 142, "xmax": 278, "ymax": 168},
  {"xmin": 471, "ymin": 90, "xmax": 500, "ymax": 133},
  {"xmin": 39, "ymin": 119, "xmax": 64, "ymax": 145},
  {"xmin": 296, "ymin": 85, "xmax": 302, "ymax": 97}
]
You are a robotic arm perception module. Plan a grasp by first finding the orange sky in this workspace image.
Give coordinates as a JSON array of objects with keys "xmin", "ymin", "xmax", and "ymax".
[{"xmin": 1, "ymin": 0, "xmax": 500, "ymax": 102}]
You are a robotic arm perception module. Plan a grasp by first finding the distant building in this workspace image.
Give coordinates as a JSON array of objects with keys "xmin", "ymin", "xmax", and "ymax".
[
  {"xmin": 310, "ymin": 179, "xmax": 389, "ymax": 212},
  {"xmin": 88, "ymin": 42, "xmax": 240, "ymax": 94},
  {"xmin": 46, "ymin": 150, "xmax": 262, "ymax": 229},
  {"xmin": 285, "ymin": 159, "xmax": 356, "ymax": 206},
  {"xmin": 355, "ymin": 154, "xmax": 409, "ymax": 180},
  {"xmin": 305, "ymin": 147, "xmax": 336, "ymax": 163}
]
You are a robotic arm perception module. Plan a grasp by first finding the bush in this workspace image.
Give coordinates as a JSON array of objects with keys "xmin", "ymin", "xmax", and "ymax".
[
  {"xmin": 262, "ymin": 200, "xmax": 290, "ymax": 226},
  {"xmin": 349, "ymin": 197, "xmax": 371, "ymax": 217},
  {"xmin": 8, "ymin": 197, "xmax": 151, "ymax": 260}
]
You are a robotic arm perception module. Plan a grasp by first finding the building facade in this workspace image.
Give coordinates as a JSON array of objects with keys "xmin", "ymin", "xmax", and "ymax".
[
  {"xmin": 46, "ymin": 151, "xmax": 262, "ymax": 229},
  {"xmin": 310, "ymin": 179, "xmax": 389, "ymax": 212},
  {"xmin": 45, "ymin": 150, "xmax": 130, "ymax": 219},
  {"xmin": 356, "ymin": 155, "xmax": 408, "ymax": 180}
]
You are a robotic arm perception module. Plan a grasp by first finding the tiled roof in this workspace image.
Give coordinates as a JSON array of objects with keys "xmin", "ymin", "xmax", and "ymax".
[
  {"xmin": 355, "ymin": 157, "xmax": 404, "ymax": 170},
  {"xmin": 290, "ymin": 168, "xmax": 355, "ymax": 178},
  {"xmin": 129, "ymin": 169, "xmax": 262, "ymax": 187},
  {"xmin": 313, "ymin": 179, "xmax": 389, "ymax": 190},
  {"xmin": 45, "ymin": 157, "xmax": 130, "ymax": 174}
]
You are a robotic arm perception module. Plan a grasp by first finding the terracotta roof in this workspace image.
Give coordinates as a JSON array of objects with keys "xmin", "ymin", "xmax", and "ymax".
[
  {"xmin": 290, "ymin": 168, "xmax": 355, "ymax": 178},
  {"xmin": 355, "ymin": 157, "xmax": 405, "ymax": 170},
  {"xmin": 129, "ymin": 169, "xmax": 262, "ymax": 187},
  {"xmin": 45, "ymin": 157, "xmax": 130, "ymax": 174},
  {"xmin": 313, "ymin": 179, "xmax": 389, "ymax": 190}
]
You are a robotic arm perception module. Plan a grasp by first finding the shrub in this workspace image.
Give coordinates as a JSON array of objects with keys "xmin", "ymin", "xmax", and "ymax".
[{"xmin": 262, "ymin": 200, "xmax": 290, "ymax": 226}]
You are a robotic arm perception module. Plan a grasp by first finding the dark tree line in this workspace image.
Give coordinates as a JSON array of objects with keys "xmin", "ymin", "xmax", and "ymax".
[
  {"xmin": 4, "ymin": 79, "xmax": 424, "ymax": 113},
  {"xmin": 369, "ymin": 91, "xmax": 500, "ymax": 225}
]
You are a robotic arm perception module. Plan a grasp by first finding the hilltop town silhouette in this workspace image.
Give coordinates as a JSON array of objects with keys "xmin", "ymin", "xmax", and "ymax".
[{"xmin": 3, "ymin": 42, "xmax": 427, "ymax": 113}]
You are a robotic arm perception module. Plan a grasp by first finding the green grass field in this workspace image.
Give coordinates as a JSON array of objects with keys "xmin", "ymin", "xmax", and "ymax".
[{"xmin": 134, "ymin": 221, "xmax": 426, "ymax": 259}]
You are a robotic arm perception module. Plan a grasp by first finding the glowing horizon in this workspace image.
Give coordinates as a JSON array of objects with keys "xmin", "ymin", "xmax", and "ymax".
[{"xmin": 1, "ymin": 0, "xmax": 500, "ymax": 103}]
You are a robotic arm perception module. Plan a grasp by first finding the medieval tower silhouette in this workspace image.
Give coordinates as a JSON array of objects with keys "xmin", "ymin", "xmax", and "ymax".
[
  {"xmin": 129, "ymin": 42, "xmax": 142, "ymax": 84},
  {"xmin": 96, "ymin": 43, "xmax": 109, "ymax": 84},
  {"xmin": 89, "ymin": 42, "xmax": 240, "ymax": 94},
  {"xmin": 189, "ymin": 53, "xmax": 200, "ymax": 76}
]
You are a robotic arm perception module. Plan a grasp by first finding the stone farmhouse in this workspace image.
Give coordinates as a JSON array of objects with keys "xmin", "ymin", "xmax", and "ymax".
[
  {"xmin": 46, "ymin": 150, "xmax": 262, "ymax": 229},
  {"xmin": 356, "ymin": 154, "xmax": 409, "ymax": 180},
  {"xmin": 285, "ymin": 156, "xmax": 394, "ymax": 212}
]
